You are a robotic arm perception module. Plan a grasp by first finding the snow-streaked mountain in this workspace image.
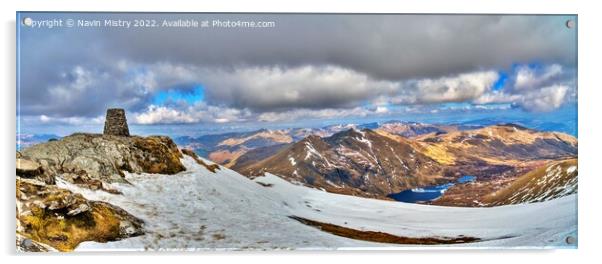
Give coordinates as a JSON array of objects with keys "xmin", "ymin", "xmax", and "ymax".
[
  {"xmin": 376, "ymin": 121, "xmax": 469, "ymax": 138},
  {"xmin": 174, "ymin": 125, "xmax": 360, "ymax": 168},
  {"xmin": 235, "ymin": 128, "xmax": 444, "ymax": 198},
  {"xmin": 233, "ymin": 125, "xmax": 577, "ymax": 200},
  {"xmin": 483, "ymin": 159, "xmax": 577, "ymax": 206},
  {"xmin": 57, "ymin": 156, "xmax": 577, "ymax": 250}
]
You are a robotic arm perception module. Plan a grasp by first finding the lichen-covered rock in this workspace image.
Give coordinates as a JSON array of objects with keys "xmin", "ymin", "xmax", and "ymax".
[
  {"xmin": 130, "ymin": 135, "xmax": 185, "ymax": 174},
  {"xmin": 16, "ymin": 179, "xmax": 144, "ymax": 252},
  {"xmin": 20, "ymin": 133, "xmax": 185, "ymax": 184}
]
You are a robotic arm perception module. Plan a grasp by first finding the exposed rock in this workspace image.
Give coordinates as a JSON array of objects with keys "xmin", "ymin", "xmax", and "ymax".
[
  {"xmin": 20, "ymin": 133, "xmax": 185, "ymax": 184},
  {"xmin": 103, "ymin": 108, "xmax": 130, "ymax": 136},
  {"xmin": 16, "ymin": 126, "xmax": 185, "ymax": 251},
  {"xmin": 60, "ymin": 171, "xmax": 122, "ymax": 194},
  {"xmin": 16, "ymin": 158, "xmax": 42, "ymax": 177},
  {"xmin": 16, "ymin": 179, "xmax": 144, "ymax": 252},
  {"xmin": 16, "ymin": 234, "xmax": 56, "ymax": 252}
]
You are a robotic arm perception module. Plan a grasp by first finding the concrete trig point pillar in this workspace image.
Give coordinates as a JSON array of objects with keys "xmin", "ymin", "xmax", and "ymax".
[{"xmin": 103, "ymin": 108, "xmax": 130, "ymax": 136}]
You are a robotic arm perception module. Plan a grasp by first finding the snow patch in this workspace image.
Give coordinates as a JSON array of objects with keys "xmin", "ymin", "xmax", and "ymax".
[
  {"xmin": 304, "ymin": 142, "xmax": 323, "ymax": 160},
  {"xmin": 566, "ymin": 166, "xmax": 577, "ymax": 174}
]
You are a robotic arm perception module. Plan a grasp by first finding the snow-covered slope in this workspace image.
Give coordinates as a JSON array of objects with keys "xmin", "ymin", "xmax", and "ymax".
[
  {"xmin": 57, "ymin": 156, "xmax": 576, "ymax": 250},
  {"xmin": 256, "ymin": 174, "xmax": 576, "ymax": 248}
]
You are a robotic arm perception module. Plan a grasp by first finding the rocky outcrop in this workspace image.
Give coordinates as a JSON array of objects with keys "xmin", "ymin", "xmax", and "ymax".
[
  {"xmin": 16, "ymin": 179, "xmax": 144, "ymax": 251},
  {"xmin": 16, "ymin": 130, "xmax": 188, "ymax": 251},
  {"xmin": 20, "ymin": 133, "xmax": 185, "ymax": 184}
]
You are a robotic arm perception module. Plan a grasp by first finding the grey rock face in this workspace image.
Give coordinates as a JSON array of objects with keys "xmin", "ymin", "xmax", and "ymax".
[
  {"xmin": 103, "ymin": 108, "xmax": 130, "ymax": 136},
  {"xmin": 16, "ymin": 234, "xmax": 55, "ymax": 252},
  {"xmin": 20, "ymin": 133, "xmax": 185, "ymax": 183}
]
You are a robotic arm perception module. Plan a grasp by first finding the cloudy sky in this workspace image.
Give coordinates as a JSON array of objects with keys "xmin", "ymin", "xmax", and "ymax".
[{"xmin": 17, "ymin": 13, "xmax": 577, "ymax": 136}]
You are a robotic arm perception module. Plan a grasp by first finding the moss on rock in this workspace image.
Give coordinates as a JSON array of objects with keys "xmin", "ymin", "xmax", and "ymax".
[{"xmin": 17, "ymin": 179, "xmax": 144, "ymax": 252}]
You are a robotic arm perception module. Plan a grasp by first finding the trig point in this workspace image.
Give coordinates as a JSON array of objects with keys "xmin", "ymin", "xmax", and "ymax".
[{"xmin": 103, "ymin": 108, "xmax": 130, "ymax": 136}]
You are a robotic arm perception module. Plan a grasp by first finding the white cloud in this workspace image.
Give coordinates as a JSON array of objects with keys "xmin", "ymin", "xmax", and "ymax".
[
  {"xmin": 49, "ymin": 66, "xmax": 97, "ymax": 103},
  {"xmin": 132, "ymin": 103, "xmax": 252, "ymax": 125},
  {"xmin": 214, "ymin": 118, "xmax": 230, "ymax": 123},
  {"xmin": 514, "ymin": 64, "xmax": 563, "ymax": 91},
  {"xmin": 136, "ymin": 63, "xmax": 503, "ymax": 111},
  {"xmin": 36, "ymin": 114, "xmax": 104, "ymax": 125},
  {"xmin": 25, "ymin": 60, "xmax": 576, "ymax": 126},
  {"xmin": 121, "ymin": 62, "xmax": 576, "ymax": 124},
  {"xmin": 199, "ymin": 65, "xmax": 400, "ymax": 111},
  {"xmin": 375, "ymin": 106, "xmax": 389, "ymax": 114},
  {"xmin": 517, "ymin": 85, "xmax": 569, "ymax": 112},
  {"xmin": 133, "ymin": 105, "xmax": 196, "ymax": 124},
  {"xmin": 257, "ymin": 107, "xmax": 388, "ymax": 122},
  {"xmin": 411, "ymin": 71, "xmax": 499, "ymax": 104},
  {"xmin": 39, "ymin": 115, "xmax": 50, "ymax": 122},
  {"xmin": 472, "ymin": 64, "xmax": 573, "ymax": 112}
]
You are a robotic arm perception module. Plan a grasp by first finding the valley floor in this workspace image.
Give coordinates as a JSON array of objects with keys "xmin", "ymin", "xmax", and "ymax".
[{"xmin": 57, "ymin": 156, "xmax": 577, "ymax": 250}]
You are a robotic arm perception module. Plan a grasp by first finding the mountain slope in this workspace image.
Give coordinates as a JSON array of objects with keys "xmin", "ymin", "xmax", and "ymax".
[
  {"xmin": 375, "ymin": 121, "xmax": 472, "ymax": 138},
  {"xmin": 416, "ymin": 124, "xmax": 577, "ymax": 166},
  {"xmin": 482, "ymin": 159, "xmax": 577, "ymax": 206},
  {"xmin": 237, "ymin": 128, "xmax": 445, "ymax": 198}
]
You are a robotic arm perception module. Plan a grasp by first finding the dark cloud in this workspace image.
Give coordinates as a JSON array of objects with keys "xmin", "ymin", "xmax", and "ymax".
[
  {"xmin": 18, "ymin": 13, "xmax": 577, "ymax": 121},
  {"xmin": 96, "ymin": 14, "xmax": 576, "ymax": 79}
]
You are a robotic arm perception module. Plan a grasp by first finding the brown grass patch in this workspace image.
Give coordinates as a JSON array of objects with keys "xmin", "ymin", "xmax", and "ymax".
[
  {"xmin": 420, "ymin": 144, "xmax": 456, "ymax": 165},
  {"xmin": 289, "ymin": 216, "xmax": 480, "ymax": 245}
]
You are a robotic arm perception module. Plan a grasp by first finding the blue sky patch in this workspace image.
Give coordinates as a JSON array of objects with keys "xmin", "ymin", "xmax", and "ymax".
[
  {"xmin": 493, "ymin": 71, "xmax": 508, "ymax": 91},
  {"xmin": 152, "ymin": 85, "xmax": 205, "ymax": 106}
]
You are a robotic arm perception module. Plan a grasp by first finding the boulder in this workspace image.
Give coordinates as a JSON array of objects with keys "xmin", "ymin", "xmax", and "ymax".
[
  {"xmin": 16, "ymin": 234, "xmax": 56, "ymax": 252},
  {"xmin": 16, "ymin": 158, "xmax": 42, "ymax": 177}
]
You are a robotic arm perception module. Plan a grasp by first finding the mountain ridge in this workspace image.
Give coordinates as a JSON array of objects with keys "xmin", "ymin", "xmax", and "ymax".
[{"xmin": 234, "ymin": 124, "xmax": 577, "ymax": 199}]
